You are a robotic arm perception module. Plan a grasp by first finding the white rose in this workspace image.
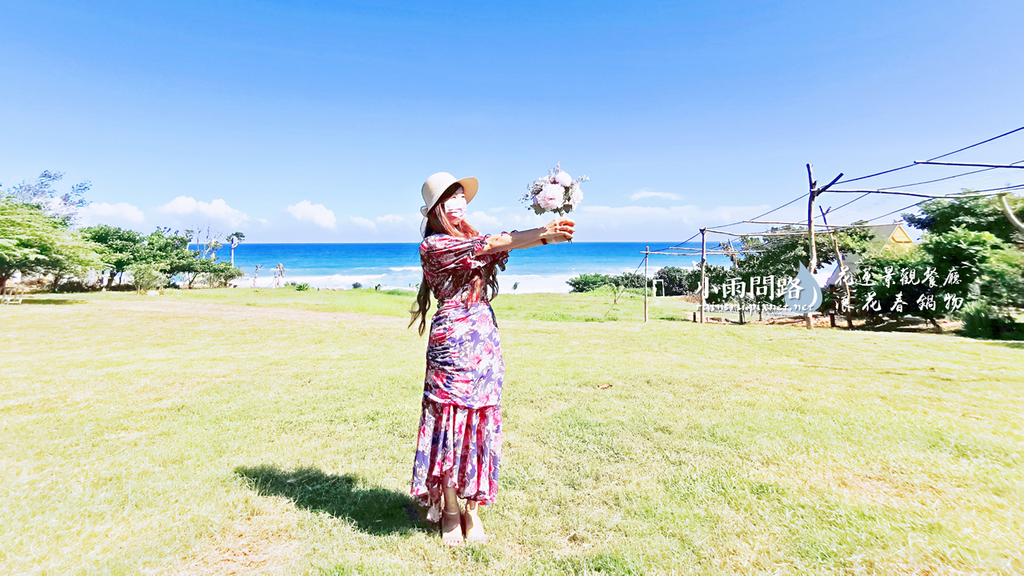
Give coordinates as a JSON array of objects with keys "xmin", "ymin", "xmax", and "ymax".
[
  {"xmin": 555, "ymin": 172, "xmax": 573, "ymax": 187},
  {"xmin": 568, "ymin": 184, "xmax": 583, "ymax": 209},
  {"xmin": 538, "ymin": 183, "xmax": 564, "ymax": 210}
]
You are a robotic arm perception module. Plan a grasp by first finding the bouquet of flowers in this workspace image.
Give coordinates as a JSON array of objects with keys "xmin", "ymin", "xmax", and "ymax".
[{"xmin": 521, "ymin": 163, "xmax": 589, "ymax": 216}]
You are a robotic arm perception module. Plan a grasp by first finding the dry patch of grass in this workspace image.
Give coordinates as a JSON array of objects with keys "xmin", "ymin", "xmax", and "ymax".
[
  {"xmin": 165, "ymin": 497, "xmax": 302, "ymax": 575},
  {"xmin": 753, "ymin": 464, "xmax": 950, "ymax": 510}
]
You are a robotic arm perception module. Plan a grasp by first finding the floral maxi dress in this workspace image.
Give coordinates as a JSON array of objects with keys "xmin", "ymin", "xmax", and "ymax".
[{"xmin": 410, "ymin": 234, "xmax": 509, "ymax": 522}]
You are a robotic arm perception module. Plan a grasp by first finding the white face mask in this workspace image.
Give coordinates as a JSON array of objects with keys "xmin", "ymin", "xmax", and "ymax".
[{"xmin": 443, "ymin": 196, "xmax": 467, "ymax": 221}]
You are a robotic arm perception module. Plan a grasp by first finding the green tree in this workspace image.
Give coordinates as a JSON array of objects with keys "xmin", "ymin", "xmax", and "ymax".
[
  {"xmin": 205, "ymin": 239, "xmax": 223, "ymax": 260},
  {"xmin": 650, "ymin": 265, "xmax": 732, "ymax": 304},
  {"xmin": 905, "ymin": 193, "xmax": 1023, "ymax": 246},
  {"xmin": 725, "ymin": 227, "xmax": 871, "ymax": 315},
  {"xmin": 849, "ymin": 228, "xmax": 1014, "ymax": 327},
  {"xmin": 133, "ymin": 228, "xmax": 243, "ymax": 289},
  {"xmin": 2, "ymin": 170, "xmax": 90, "ymax": 223},
  {"xmin": 652, "ymin": 266, "xmax": 692, "ymax": 296},
  {"xmin": 0, "ymin": 199, "xmax": 101, "ymax": 291},
  {"xmin": 82, "ymin": 224, "xmax": 144, "ymax": 286},
  {"xmin": 134, "ymin": 228, "xmax": 195, "ymax": 286},
  {"xmin": 904, "ymin": 192, "xmax": 1024, "ymax": 312}
]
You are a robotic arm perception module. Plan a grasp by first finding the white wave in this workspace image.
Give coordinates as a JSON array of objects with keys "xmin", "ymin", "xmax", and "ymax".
[
  {"xmin": 231, "ymin": 273, "xmax": 387, "ymax": 289},
  {"xmin": 389, "ymin": 266, "xmax": 422, "ymax": 271}
]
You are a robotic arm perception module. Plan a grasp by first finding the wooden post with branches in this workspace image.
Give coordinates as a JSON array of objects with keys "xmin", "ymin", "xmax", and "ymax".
[
  {"xmin": 644, "ymin": 246, "xmax": 649, "ymax": 323},
  {"xmin": 699, "ymin": 228, "xmax": 707, "ymax": 324},
  {"xmin": 806, "ymin": 165, "xmax": 817, "ymax": 330},
  {"xmin": 820, "ymin": 206, "xmax": 853, "ymax": 328},
  {"xmin": 804, "ymin": 165, "xmax": 843, "ymax": 330}
]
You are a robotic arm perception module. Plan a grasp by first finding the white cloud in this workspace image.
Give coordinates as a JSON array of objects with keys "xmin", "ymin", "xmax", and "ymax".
[
  {"xmin": 500, "ymin": 211, "xmax": 546, "ymax": 229},
  {"xmin": 79, "ymin": 202, "xmax": 145, "ymax": 224},
  {"xmin": 312, "ymin": 201, "xmax": 776, "ymax": 242},
  {"xmin": 285, "ymin": 200, "xmax": 337, "ymax": 229},
  {"xmin": 376, "ymin": 213, "xmax": 418, "ymax": 226},
  {"xmin": 350, "ymin": 216, "xmax": 378, "ymax": 231},
  {"xmin": 630, "ymin": 190, "xmax": 680, "ymax": 201},
  {"xmin": 467, "ymin": 210, "xmax": 501, "ymax": 228},
  {"xmin": 158, "ymin": 196, "xmax": 249, "ymax": 226}
]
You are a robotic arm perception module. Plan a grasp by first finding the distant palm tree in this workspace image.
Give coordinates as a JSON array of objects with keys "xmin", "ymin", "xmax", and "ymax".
[
  {"xmin": 226, "ymin": 231, "xmax": 246, "ymax": 266},
  {"xmin": 205, "ymin": 239, "xmax": 223, "ymax": 259}
]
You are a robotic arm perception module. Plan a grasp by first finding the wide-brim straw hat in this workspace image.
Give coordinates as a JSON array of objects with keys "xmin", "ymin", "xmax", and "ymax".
[{"xmin": 421, "ymin": 172, "xmax": 478, "ymax": 214}]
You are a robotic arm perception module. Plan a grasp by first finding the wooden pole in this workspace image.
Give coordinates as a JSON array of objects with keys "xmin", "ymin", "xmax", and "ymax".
[
  {"xmin": 806, "ymin": 164, "xmax": 817, "ymax": 330},
  {"xmin": 700, "ymin": 228, "xmax": 707, "ymax": 324},
  {"xmin": 644, "ymin": 247, "xmax": 649, "ymax": 324}
]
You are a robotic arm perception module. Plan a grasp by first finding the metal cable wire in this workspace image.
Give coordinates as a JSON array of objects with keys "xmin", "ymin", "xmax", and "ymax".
[
  {"xmin": 650, "ymin": 231, "xmax": 701, "ymax": 254},
  {"xmin": 865, "ymin": 200, "xmax": 928, "ymax": 223},
  {"xmin": 647, "ymin": 191, "xmax": 811, "ymax": 260},
  {"xmin": 827, "ymin": 182, "xmax": 1024, "ymax": 218},
  {"xmin": 717, "ymin": 193, "xmax": 810, "ymax": 229},
  {"xmin": 883, "ymin": 158, "xmax": 1024, "ymax": 189},
  {"xmin": 835, "ymin": 125, "xmax": 1024, "ymax": 185},
  {"xmin": 925, "ymin": 126, "xmax": 1024, "ymax": 161},
  {"xmin": 974, "ymin": 182, "xmax": 1024, "ymax": 193},
  {"xmin": 644, "ymin": 126, "xmax": 1024, "ymax": 267}
]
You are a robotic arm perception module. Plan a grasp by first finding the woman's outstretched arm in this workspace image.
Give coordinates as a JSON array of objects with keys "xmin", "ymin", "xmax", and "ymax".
[{"xmin": 478, "ymin": 218, "xmax": 575, "ymax": 255}]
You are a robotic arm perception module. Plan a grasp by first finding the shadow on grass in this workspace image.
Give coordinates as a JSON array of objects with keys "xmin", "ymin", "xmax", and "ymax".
[
  {"xmin": 235, "ymin": 465, "xmax": 424, "ymax": 536},
  {"xmin": 982, "ymin": 340, "xmax": 1024, "ymax": 350},
  {"xmin": 19, "ymin": 298, "xmax": 86, "ymax": 305}
]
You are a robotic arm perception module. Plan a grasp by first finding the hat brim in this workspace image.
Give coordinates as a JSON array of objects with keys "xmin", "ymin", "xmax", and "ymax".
[
  {"xmin": 455, "ymin": 177, "xmax": 478, "ymax": 204},
  {"xmin": 423, "ymin": 173, "xmax": 480, "ymax": 214}
]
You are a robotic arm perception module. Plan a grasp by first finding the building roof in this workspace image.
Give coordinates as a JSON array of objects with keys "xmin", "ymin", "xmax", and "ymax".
[
  {"xmin": 863, "ymin": 222, "xmax": 914, "ymax": 250},
  {"xmin": 824, "ymin": 222, "xmax": 914, "ymax": 287}
]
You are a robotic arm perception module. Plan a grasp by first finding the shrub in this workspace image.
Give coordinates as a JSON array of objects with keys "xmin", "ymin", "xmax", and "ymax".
[
  {"xmin": 201, "ymin": 262, "xmax": 244, "ymax": 288},
  {"xmin": 567, "ymin": 273, "xmax": 613, "ymax": 293},
  {"xmin": 351, "ymin": 282, "xmax": 362, "ymax": 289},
  {"xmin": 295, "ymin": 283, "xmax": 311, "ymax": 291},
  {"xmin": 654, "ymin": 266, "xmax": 692, "ymax": 296},
  {"xmin": 52, "ymin": 278, "xmax": 101, "ymax": 293},
  {"xmin": 611, "ymin": 272, "xmax": 648, "ymax": 289},
  {"xmin": 959, "ymin": 302, "xmax": 1024, "ymax": 340},
  {"xmin": 129, "ymin": 263, "xmax": 166, "ymax": 294}
]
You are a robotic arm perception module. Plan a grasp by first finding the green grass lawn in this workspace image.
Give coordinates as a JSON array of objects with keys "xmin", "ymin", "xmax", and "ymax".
[
  {"xmin": 2, "ymin": 289, "xmax": 1022, "ymax": 574},
  {"xmin": 106, "ymin": 284, "xmax": 699, "ymax": 323}
]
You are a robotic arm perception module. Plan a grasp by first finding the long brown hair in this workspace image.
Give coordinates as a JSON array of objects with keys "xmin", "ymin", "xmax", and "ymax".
[{"xmin": 409, "ymin": 184, "xmax": 493, "ymax": 335}]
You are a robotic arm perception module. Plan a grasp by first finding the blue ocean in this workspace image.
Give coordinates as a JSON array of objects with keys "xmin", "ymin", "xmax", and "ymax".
[{"xmin": 226, "ymin": 242, "xmax": 734, "ymax": 293}]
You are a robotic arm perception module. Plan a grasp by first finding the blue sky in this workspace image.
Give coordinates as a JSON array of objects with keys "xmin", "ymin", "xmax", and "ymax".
[{"xmin": 2, "ymin": 1, "xmax": 1022, "ymax": 242}]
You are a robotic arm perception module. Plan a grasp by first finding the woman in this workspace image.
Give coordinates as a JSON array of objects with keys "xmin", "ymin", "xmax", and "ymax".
[{"xmin": 410, "ymin": 172, "xmax": 574, "ymax": 546}]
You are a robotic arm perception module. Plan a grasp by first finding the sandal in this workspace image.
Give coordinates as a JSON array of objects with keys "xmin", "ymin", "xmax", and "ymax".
[{"xmin": 441, "ymin": 509, "xmax": 464, "ymax": 547}]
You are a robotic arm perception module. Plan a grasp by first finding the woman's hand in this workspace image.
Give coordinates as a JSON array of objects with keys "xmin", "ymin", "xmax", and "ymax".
[{"xmin": 543, "ymin": 217, "xmax": 575, "ymax": 244}]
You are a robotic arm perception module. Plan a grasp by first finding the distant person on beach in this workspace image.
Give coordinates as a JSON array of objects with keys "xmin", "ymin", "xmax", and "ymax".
[{"xmin": 409, "ymin": 172, "xmax": 574, "ymax": 546}]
